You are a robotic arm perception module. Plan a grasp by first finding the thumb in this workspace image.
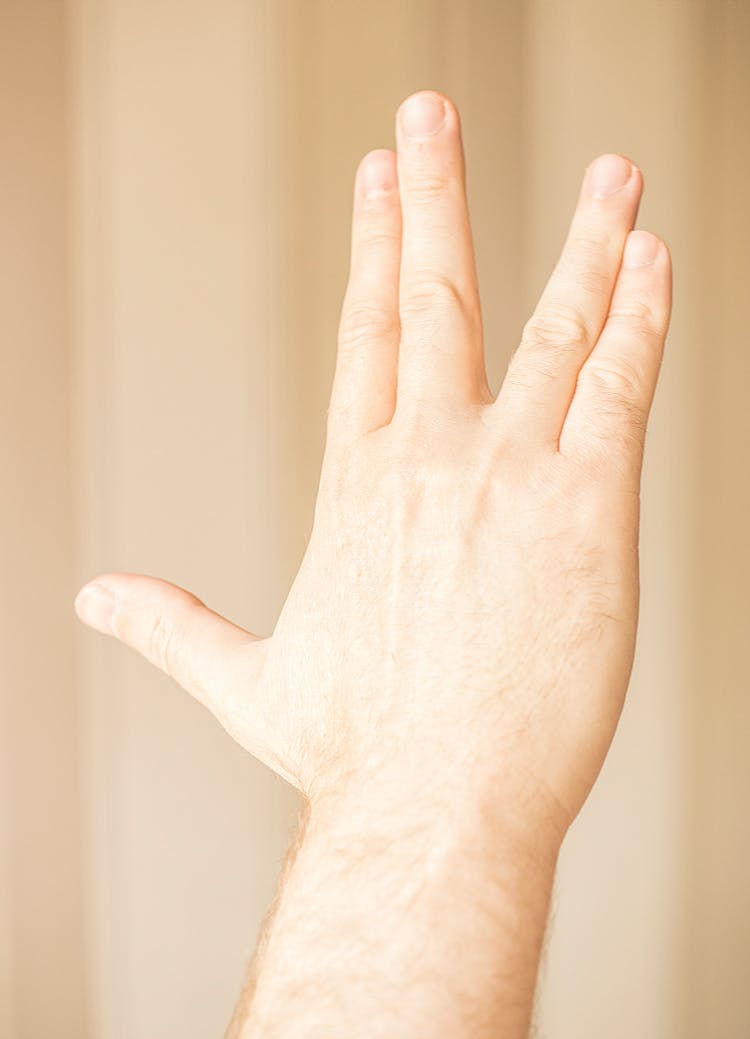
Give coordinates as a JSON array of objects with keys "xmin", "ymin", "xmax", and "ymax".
[{"xmin": 73, "ymin": 572, "xmax": 297, "ymax": 788}]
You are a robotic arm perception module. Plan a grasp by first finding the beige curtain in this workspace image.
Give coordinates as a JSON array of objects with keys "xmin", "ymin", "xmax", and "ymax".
[{"xmin": 1, "ymin": 1, "xmax": 747, "ymax": 1036}]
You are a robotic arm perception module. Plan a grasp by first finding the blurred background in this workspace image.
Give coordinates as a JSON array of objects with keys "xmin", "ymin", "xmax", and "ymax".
[{"xmin": 1, "ymin": 1, "xmax": 748, "ymax": 1037}]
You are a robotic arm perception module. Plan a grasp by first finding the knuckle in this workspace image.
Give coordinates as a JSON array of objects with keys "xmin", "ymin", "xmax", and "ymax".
[
  {"xmin": 521, "ymin": 302, "xmax": 590, "ymax": 350},
  {"xmin": 370, "ymin": 228, "xmax": 400, "ymax": 249},
  {"xmin": 583, "ymin": 356, "xmax": 644, "ymax": 402},
  {"xmin": 149, "ymin": 614, "xmax": 179, "ymax": 676},
  {"xmin": 338, "ymin": 304, "xmax": 398, "ymax": 349},
  {"xmin": 574, "ymin": 264, "xmax": 612, "ymax": 301},
  {"xmin": 606, "ymin": 298, "xmax": 661, "ymax": 338},
  {"xmin": 401, "ymin": 273, "xmax": 465, "ymax": 318},
  {"xmin": 570, "ymin": 229, "xmax": 612, "ymax": 260},
  {"xmin": 509, "ymin": 308, "xmax": 585, "ymax": 385},
  {"xmin": 404, "ymin": 172, "xmax": 452, "ymax": 205},
  {"xmin": 353, "ymin": 203, "xmax": 400, "ymax": 242}
]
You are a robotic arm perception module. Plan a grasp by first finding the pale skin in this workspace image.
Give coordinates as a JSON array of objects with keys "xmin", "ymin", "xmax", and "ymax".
[{"xmin": 74, "ymin": 90, "xmax": 672, "ymax": 1037}]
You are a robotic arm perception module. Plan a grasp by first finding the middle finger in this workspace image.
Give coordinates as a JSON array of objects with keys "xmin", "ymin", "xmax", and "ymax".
[{"xmin": 394, "ymin": 90, "xmax": 489, "ymax": 414}]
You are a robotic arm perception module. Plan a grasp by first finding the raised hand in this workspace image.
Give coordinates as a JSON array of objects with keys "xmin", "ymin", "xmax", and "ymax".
[{"xmin": 74, "ymin": 89, "xmax": 672, "ymax": 855}]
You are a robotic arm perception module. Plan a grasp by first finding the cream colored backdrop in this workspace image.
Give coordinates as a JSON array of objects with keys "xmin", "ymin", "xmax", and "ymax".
[{"xmin": 2, "ymin": 2, "xmax": 748, "ymax": 1037}]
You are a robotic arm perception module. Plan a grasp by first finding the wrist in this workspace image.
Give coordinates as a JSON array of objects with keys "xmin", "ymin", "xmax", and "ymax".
[
  {"xmin": 306, "ymin": 756, "xmax": 566, "ymax": 899},
  {"xmin": 248, "ymin": 760, "xmax": 561, "ymax": 1037},
  {"xmin": 307, "ymin": 749, "xmax": 568, "ymax": 875}
]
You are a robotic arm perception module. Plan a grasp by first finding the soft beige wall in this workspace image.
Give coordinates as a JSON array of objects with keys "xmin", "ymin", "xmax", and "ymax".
[
  {"xmin": 0, "ymin": 3, "xmax": 88, "ymax": 1036},
  {"xmin": 2, "ymin": 1, "xmax": 748, "ymax": 1037},
  {"xmin": 684, "ymin": 4, "xmax": 750, "ymax": 1032}
]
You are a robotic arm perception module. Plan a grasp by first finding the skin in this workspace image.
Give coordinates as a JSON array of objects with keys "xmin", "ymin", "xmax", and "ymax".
[{"xmin": 74, "ymin": 89, "xmax": 672, "ymax": 1037}]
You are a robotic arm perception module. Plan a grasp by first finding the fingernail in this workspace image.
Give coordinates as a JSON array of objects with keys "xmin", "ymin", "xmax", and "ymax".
[
  {"xmin": 622, "ymin": 230, "xmax": 660, "ymax": 268},
  {"xmin": 399, "ymin": 92, "xmax": 447, "ymax": 139},
  {"xmin": 74, "ymin": 582, "xmax": 117, "ymax": 634},
  {"xmin": 360, "ymin": 151, "xmax": 396, "ymax": 198},
  {"xmin": 587, "ymin": 154, "xmax": 634, "ymax": 199}
]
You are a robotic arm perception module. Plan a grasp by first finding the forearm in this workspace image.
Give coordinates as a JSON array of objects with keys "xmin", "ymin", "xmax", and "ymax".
[{"xmin": 227, "ymin": 769, "xmax": 562, "ymax": 1039}]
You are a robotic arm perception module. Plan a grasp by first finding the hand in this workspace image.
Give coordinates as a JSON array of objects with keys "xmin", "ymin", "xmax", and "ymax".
[{"xmin": 74, "ymin": 89, "xmax": 672, "ymax": 856}]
